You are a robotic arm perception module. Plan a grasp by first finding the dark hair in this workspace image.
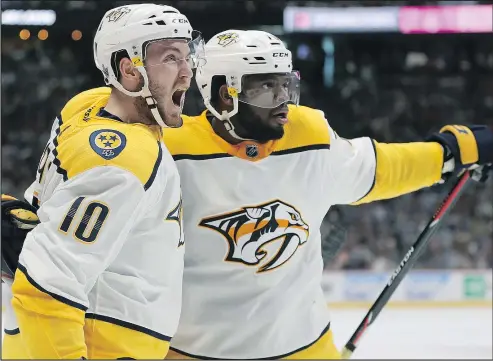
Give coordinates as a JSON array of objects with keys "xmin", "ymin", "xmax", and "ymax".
[{"xmin": 210, "ymin": 75, "xmax": 226, "ymax": 108}]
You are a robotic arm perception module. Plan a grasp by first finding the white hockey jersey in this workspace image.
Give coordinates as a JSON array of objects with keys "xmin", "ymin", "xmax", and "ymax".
[
  {"xmin": 11, "ymin": 87, "xmax": 184, "ymax": 359},
  {"xmin": 163, "ymin": 105, "xmax": 444, "ymax": 359}
]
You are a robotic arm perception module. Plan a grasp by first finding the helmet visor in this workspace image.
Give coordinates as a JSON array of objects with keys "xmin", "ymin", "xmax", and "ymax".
[
  {"xmin": 188, "ymin": 30, "xmax": 206, "ymax": 69},
  {"xmin": 144, "ymin": 30, "xmax": 206, "ymax": 70},
  {"xmin": 238, "ymin": 71, "xmax": 300, "ymax": 109}
]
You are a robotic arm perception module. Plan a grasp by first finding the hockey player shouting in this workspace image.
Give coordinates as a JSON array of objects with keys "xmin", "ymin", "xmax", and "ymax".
[{"xmin": 2, "ymin": 4, "xmax": 204, "ymax": 359}]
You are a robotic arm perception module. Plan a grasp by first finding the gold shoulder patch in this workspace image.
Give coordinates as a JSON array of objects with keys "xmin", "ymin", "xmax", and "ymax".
[
  {"xmin": 274, "ymin": 105, "xmax": 331, "ymax": 152},
  {"xmin": 56, "ymin": 122, "xmax": 161, "ymax": 187}
]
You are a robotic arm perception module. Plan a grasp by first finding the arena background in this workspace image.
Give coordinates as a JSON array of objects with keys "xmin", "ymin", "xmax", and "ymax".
[{"xmin": 1, "ymin": 1, "xmax": 492, "ymax": 358}]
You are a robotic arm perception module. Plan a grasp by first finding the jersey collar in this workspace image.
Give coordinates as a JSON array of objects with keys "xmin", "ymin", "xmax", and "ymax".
[
  {"xmin": 198, "ymin": 110, "xmax": 279, "ymax": 162},
  {"xmin": 96, "ymin": 108, "xmax": 124, "ymax": 122}
]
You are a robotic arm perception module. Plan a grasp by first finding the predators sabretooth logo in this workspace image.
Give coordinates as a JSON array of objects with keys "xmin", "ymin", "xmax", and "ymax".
[
  {"xmin": 216, "ymin": 32, "xmax": 239, "ymax": 47},
  {"xmin": 105, "ymin": 6, "xmax": 131, "ymax": 22},
  {"xmin": 199, "ymin": 200, "xmax": 309, "ymax": 273}
]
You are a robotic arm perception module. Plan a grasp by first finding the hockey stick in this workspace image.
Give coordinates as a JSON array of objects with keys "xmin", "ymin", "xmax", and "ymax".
[{"xmin": 340, "ymin": 168, "xmax": 483, "ymax": 359}]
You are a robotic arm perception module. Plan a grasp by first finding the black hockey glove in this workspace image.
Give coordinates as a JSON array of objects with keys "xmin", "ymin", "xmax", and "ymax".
[
  {"xmin": 1, "ymin": 194, "xmax": 39, "ymax": 281},
  {"xmin": 427, "ymin": 125, "xmax": 493, "ymax": 182}
]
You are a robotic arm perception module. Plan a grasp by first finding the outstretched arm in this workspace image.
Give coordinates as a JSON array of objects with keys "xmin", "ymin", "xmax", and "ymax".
[{"xmin": 326, "ymin": 123, "xmax": 492, "ymax": 205}]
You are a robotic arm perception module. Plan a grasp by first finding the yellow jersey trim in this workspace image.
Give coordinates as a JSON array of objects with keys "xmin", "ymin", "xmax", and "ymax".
[
  {"xmin": 86, "ymin": 313, "xmax": 171, "ymax": 341},
  {"xmin": 353, "ymin": 141, "xmax": 443, "ymax": 204},
  {"xmin": 165, "ymin": 105, "xmax": 331, "ymax": 162},
  {"xmin": 85, "ymin": 316, "xmax": 170, "ymax": 359},
  {"xmin": 51, "ymin": 88, "xmax": 162, "ymax": 188},
  {"xmin": 12, "ymin": 265, "xmax": 88, "ymax": 359},
  {"xmin": 168, "ymin": 322, "xmax": 336, "ymax": 360},
  {"xmin": 15, "ymin": 263, "xmax": 87, "ymax": 311},
  {"xmin": 2, "ymin": 328, "xmax": 29, "ymax": 359}
]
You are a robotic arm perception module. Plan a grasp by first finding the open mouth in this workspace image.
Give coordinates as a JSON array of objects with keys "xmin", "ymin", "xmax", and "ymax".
[
  {"xmin": 271, "ymin": 107, "xmax": 289, "ymax": 124},
  {"xmin": 171, "ymin": 88, "xmax": 187, "ymax": 108}
]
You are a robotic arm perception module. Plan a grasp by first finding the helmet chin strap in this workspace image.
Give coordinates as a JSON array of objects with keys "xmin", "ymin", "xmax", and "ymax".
[
  {"xmin": 206, "ymin": 97, "xmax": 253, "ymax": 142},
  {"xmin": 141, "ymin": 87, "xmax": 168, "ymax": 128},
  {"xmin": 218, "ymin": 112, "xmax": 252, "ymax": 141},
  {"xmin": 110, "ymin": 67, "xmax": 169, "ymax": 128}
]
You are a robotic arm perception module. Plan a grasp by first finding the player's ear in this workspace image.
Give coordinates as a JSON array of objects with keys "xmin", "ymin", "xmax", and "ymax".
[
  {"xmin": 119, "ymin": 57, "xmax": 141, "ymax": 91},
  {"xmin": 219, "ymin": 84, "xmax": 233, "ymax": 107}
]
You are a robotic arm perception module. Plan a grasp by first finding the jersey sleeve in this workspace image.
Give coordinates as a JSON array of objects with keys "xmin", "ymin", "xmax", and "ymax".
[
  {"xmin": 351, "ymin": 140, "xmax": 444, "ymax": 205},
  {"xmin": 325, "ymin": 125, "xmax": 444, "ymax": 205},
  {"xmin": 324, "ymin": 127, "xmax": 378, "ymax": 205},
  {"xmin": 11, "ymin": 165, "xmax": 146, "ymax": 359}
]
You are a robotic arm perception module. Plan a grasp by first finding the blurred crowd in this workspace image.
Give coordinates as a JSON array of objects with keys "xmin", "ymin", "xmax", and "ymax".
[{"xmin": 2, "ymin": 29, "xmax": 492, "ymax": 271}]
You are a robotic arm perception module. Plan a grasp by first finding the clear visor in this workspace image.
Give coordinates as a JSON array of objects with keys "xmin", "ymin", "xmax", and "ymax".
[
  {"xmin": 238, "ymin": 71, "xmax": 300, "ymax": 109},
  {"xmin": 144, "ymin": 30, "xmax": 206, "ymax": 70}
]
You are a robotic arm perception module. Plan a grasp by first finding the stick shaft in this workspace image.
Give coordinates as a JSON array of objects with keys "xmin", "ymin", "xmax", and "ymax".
[{"xmin": 341, "ymin": 170, "xmax": 472, "ymax": 359}]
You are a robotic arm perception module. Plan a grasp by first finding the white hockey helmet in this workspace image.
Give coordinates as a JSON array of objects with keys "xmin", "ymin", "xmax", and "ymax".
[
  {"xmin": 93, "ymin": 4, "xmax": 205, "ymax": 127},
  {"xmin": 195, "ymin": 30, "xmax": 300, "ymax": 139}
]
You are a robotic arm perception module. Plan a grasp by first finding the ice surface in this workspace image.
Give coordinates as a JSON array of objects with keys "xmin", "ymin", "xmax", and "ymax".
[
  {"xmin": 330, "ymin": 307, "xmax": 493, "ymax": 359},
  {"xmin": 2, "ymin": 306, "xmax": 491, "ymax": 359}
]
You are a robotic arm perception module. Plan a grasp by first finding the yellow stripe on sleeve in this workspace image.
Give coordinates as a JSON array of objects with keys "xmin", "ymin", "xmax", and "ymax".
[
  {"xmin": 11, "ymin": 265, "xmax": 87, "ymax": 359},
  {"xmin": 2, "ymin": 331, "xmax": 29, "ymax": 359},
  {"xmin": 353, "ymin": 141, "xmax": 444, "ymax": 205},
  {"xmin": 85, "ymin": 314, "xmax": 171, "ymax": 359}
]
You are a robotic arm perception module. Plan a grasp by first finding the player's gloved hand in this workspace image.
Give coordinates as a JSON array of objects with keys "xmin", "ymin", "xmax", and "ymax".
[
  {"xmin": 427, "ymin": 125, "xmax": 493, "ymax": 182},
  {"xmin": 1, "ymin": 194, "xmax": 39, "ymax": 282}
]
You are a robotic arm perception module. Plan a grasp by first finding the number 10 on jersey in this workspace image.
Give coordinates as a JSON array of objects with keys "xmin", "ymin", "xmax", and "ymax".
[{"xmin": 59, "ymin": 196, "xmax": 109, "ymax": 243}]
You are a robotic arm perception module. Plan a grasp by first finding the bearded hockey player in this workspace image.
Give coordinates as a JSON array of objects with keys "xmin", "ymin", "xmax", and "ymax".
[
  {"xmin": 2, "ymin": 4, "xmax": 204, "ymax": 359},
  {"xmin": 162, "ymin": 30, "xmax": 493, "ymax": 359}
]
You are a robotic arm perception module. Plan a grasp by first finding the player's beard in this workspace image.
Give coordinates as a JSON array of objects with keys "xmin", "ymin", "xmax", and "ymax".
[
  {"xmin": 133, "ymin": 76, "xmax": 176, "ymax": 128},
  {"xmin": 233, "ymin": 101, "xmax": 285, "ymax": 143}
]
